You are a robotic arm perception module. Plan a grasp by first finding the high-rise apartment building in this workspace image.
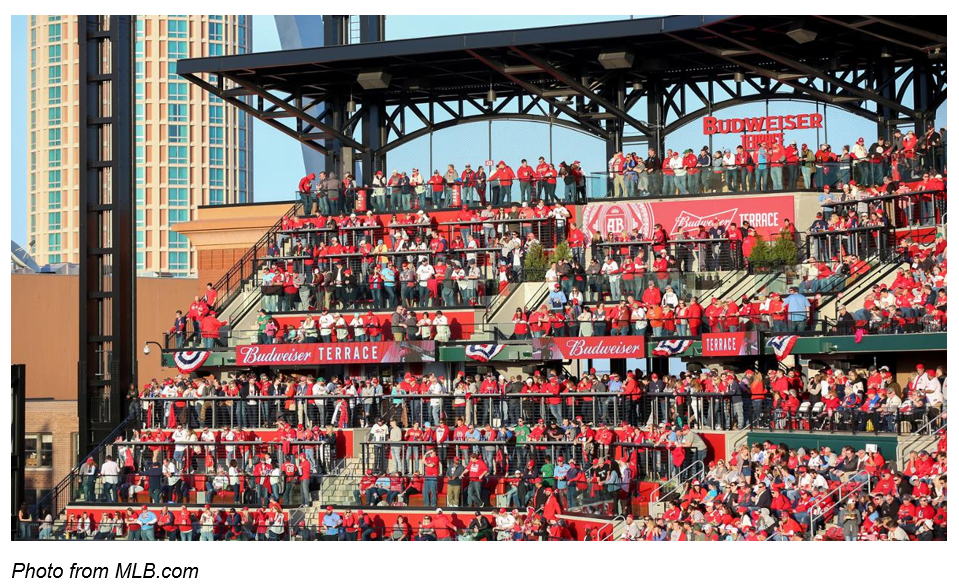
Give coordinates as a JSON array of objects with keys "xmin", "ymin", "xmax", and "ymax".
[{"xmin": 26, "ymin": 15, "xmax": 253, "ymax": 275}]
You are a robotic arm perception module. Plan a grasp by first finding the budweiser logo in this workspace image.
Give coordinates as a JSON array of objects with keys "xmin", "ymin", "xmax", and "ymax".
[
  {"xmin": 670, "ymin": 208, "xmax": 738, "ymax": 236},
  {"xmin": 238, "ymin": 346, "xmax": 314, "ymax": 365},
  {"xmin": 560, "ymin": 337, "xmax": 645, "ymax": 358}
]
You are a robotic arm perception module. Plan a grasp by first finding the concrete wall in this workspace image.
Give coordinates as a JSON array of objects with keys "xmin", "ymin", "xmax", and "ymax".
[{"xmin": 12, "ymin": 273, "xmax": 198, "ymax": 400}]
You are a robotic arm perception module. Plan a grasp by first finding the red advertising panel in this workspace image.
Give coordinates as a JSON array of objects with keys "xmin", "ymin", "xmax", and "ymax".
[
  {"xmin": 532, "ymin": 336, "xmax": 646, "ymax": 360},
  {"xmin": 236, "ymin": 341, "xmax": 436, "ymax": 366},
  {"xmin": 582, "ymin": 195, "xmax": 795, "ymax": 240},
  {"xmin": 700, "ymin": 331, "xmax": 760, "ymax": 356}
]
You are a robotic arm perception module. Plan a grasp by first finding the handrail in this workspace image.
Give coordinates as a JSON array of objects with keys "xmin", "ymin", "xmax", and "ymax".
[
  {"xmin": 31, "ymin": 411, "xmax": 138, "ymax": 519},
  {"xmin": 806, "ymin": 474, "xmax": 872, "ymax": 539},
  {"xmin": 212, "ymin": 203, "xmax": 300, "ymax": 318},
  {"xmin": 895, "ymin": 411, "xmax": 946, "ymax": 466},
  {"xmin": 654, "ymin": 459, "xmax": 706, "ymax": 503},
  {"xmin": 598, "ymin": 514, "xmax": 626, "ymax": 541}
]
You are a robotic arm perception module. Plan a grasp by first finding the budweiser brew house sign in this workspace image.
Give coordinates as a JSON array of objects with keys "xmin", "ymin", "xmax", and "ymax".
[{"xmin": 703, "ymin": 112, "xmax": 824, "ymax": 150}]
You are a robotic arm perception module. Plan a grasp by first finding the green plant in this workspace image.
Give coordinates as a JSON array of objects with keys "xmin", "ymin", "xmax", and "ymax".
[
  {"xmin": 770, "ymin": 234, "xmax": 799, "ymax": 266},
  {"xmin": 524, "ymin": 242, "xmax": 549, "ymax": 281},
  {"xmin": 548, "ymin": 240, "xmax": 572, "ymax": 264},
  {"xmin": 749, "ymin": 234, "xmax": 773, "ymax": 265}
]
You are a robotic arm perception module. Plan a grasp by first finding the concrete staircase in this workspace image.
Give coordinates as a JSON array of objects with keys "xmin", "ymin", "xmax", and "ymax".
[{"xmin": 319, "ymin": 458, "xmax": 364, "ymax": 506}]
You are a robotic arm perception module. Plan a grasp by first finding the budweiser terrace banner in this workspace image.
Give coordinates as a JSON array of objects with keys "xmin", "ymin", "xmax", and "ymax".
[
  {"xmin": 582, "ymin": 195, "xmax": 795, "ymax": 240},
  {"xmin": 701, "ymin": 331, "xmax": 760, "ymax": 356},
  {"xmin": 532, "ymin": 336, "xmax": 646, "ymax": 360},
  {"xmin": 236, "ymin": 341, "xmax": 436, "ymax": 366}
]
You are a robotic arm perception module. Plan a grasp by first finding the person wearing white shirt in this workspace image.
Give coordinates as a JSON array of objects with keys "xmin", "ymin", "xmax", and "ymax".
[
  {"xmin": 350, "ymin": 314, "xmax": 366, "ymax": 342},
  {"xmin": 99, "ymin": 455, "xmax": 121, "ymax": 503},
  {"xmin": 432, "ymin": 311, "xmax": 451, "ymax": 342},
  {"xmin": 318, "ymin": 311, "xmax": 336, "ymax": 342},
  {"xmin": 602, "ymin": 257, "xmax": 621, "ymax": 301},
  {"xmin": 171, "ymin": 426, "xmax": 188, "ymax": 466},
  {"xmin": 163, "ymin": 458, "xmax": 181, "ymax": 501},
  {"xmin": 494, "ymin": 511, "xmax": 516, "ymax": 538},
  {"xmin": 415, "ymin": 260, "xmax": 435, "ymax": 306}
]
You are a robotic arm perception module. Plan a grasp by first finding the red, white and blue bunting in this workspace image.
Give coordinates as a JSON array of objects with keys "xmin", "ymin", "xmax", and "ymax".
[
  {"xmin": 465, "ymin": 344, "xmax": 506, "ymax": 363},
  {"xmin": 174, "ymin": 351, "xmax": 211, "ymax": 374},
  {"xmin": 766, "ymin": 335, "xmax": 799, "ymax": 360},
  {"xmin": 652, "ymin": 339, "xmax": 694, "ymax": 357}
]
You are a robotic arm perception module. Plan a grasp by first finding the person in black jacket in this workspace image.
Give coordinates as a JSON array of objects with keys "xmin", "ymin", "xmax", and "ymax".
[
  {"xmin": 645, "ymin": 149, "xmax": 663, "ymax": 195},
  {"xmin": 467, "ymin": 511, "xmax": 493, "ymax": 540},
  {"xmin": 835, "ymin": 305, "xmax": 856, "ymax": 335}
]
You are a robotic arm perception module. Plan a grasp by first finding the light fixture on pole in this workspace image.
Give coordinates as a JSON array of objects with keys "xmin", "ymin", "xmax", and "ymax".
[
  {"xmin": 486, "ymin": 82, "xmax": 496, "ymax": 103},
  {"xmin": 733, "ymin": 72, "xmax": 745, "ymax": 84},
  {"xmin": 346, "ymin": 91, "xmax": 357, "ymax": 113}
]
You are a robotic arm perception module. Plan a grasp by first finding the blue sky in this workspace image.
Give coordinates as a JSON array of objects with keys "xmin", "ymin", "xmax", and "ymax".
[{"xmin": 9, "ymin": 15, "xmax": 945, "ymax": 245}]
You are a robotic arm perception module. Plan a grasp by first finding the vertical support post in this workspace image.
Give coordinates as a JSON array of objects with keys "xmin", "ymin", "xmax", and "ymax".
[{"xmin": 77, "ymin": 15, "xmax": 136, "ymax": 456}]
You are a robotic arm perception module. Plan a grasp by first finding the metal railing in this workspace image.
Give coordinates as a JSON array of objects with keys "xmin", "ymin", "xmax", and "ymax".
[
  {"xmin": 211, "ymin": 204, "xmax": 301, "ymax": 318},
  {"xmin": 806, "ymin": 474, "xmax": 872, "ymax": 539},
  {"xmin": 821, "ymin": 189, "xmax": 946, "ymax": 230},
  {"xmin": 895, "ymin": 411, "xmax": 946, "ymax": 467},
  {"xmin": 31, "ymin": 412, "xmax": 138, "ymax": 520},
  {"xmin": 653, "ymin": 460, "xmax": 706, "ymax": 503}
]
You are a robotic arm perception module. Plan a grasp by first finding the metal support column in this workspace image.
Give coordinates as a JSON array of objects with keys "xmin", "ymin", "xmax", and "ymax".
[
  {"xmin": 77, "ymin": 15, "xmax": 136, "ymax": 456},
  {"xmin": 646, "ymin": 78, "xmax": 665, "ymax": 157}
]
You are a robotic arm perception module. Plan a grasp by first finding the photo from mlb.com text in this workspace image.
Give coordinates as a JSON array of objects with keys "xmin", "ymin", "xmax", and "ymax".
[
  {"xmin": 4, "ymin": 9, "xmax": 950, "ymax": 577},
  {"xmin": 12, "ymin": 563, "xmax": 199, "ymax": 581}
]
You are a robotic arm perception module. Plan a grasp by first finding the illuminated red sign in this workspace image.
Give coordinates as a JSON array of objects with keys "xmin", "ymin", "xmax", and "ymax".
[{"xmin": 703, "ymin": 114, "xmax": 824, "ymax": 135}]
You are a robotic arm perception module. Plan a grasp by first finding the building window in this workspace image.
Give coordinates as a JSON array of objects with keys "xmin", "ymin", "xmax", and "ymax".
[
  {"xmin": 48, "ymin": 149, "xmax": 61, "ymax": 168},
  {"xmin": 48, "ymin": 171, "xmax": 61, "ymax": 189},
  {"xmin": 168, "ymin": 145, "xmax": 188, "ymax": 165},
  {"xmin": 136, "ymin": 252, "xmax": 145, "ymax": 270},
  {"xmin": 48, "ymin": 23, "xmax": 61, "ymax": 42},
  {"xmin": 136, "ymin": 229, "xmax": 145, "ymax": 249},
  {"xmin": 31, "ymin": 110, "xmax": 36, "ymax": 130},
  {"xmin": 135, "ymin": 103, "xmax": 145, "ymax": 121},
  {"xmin": 209, "ymin": 188, "xmax": 224, "ymax": 206},
  {"xmin": 31, "ymin": 48, "xmax": 36, "ymax": 68},
  {"xmin": 238, "ymin": 149, "xmax": 247, "ymax": 169},
  {"xmin": 135, "ymin": 145, "xmax": 145, "ymax": 164},
  {"xmin": 30, "ymin": 69, "xmax": 36, "ymax": 89},
  {"xmin": 168, "ymin": 251, "xmax": 189, "ymax": 272},
  {"xmin": 136, "ymin": 188, "xmax": 145, "ymax": 206},
  {"xmin": 209, "ymin": 43, "xmax": 223, "ymax": 57},
  {"xmin": 49, "ymin": 191, "xmax": 61, "ymax": 210},
  {"xmin": 49, "ymin": 107, "xmax": 61, "ymax": 126},
  {"xmin": 238, "ymin": 25, "xmax": 247, "ymax": 48},
  {"xmin": 169, "ymin": 83, "xmax": 188, "ymax": 102},
  {"xmin": 135, "ymin": 40, "xmax": 144, "ymax": 58},
  {"xmin": 168, "ymin": 124, "xmax": 188, "ymax": 144},
  {"xmin": 48, "ymin": 212, "xmax": 62, "ymax": 231},
  {"xmin": 169, "ymin": 187, "xmax": 189, "ymax": 207},
  {"xmin": 48, "ymin": 86, "xmax": 61, "ymax": 105},
  {"xmin": 135, "ymin": 82, "xmax": 145, "ymax": 101},
  {"xmin": 31, "ymin": 194, "xmax": 36, "ymax": 213},
  {"xmin": 25, "ymin": 434, "xmax": 54, "ymax": 468},
  {"xmin": 170, "ymin": 232, "xmax": 190, "ymax": 250},
  {"xmin": 169, "ymin": 209, "xmax": 189, "ymax": 224},
  {"xmin": 240, "ymin": 170, "xmax": 247, "ymax": 190},
  {"xmin": 209, "ymin": 22, "xmax": 223, "ymax": 41},
  {"xmin": 136, "ymin": 209, "xmax": 145, "ymax": 228},
  {"xmin": 209, "ymin": 105, "xmax": 223, "ymax": 125},
  {"xmin": 48, "ymin": 65, "xmax": 61, "ymax": 84},
  {"xmin": 135, "ymin": 19, "xmax": 145, "ymax": 38},
  {"xmin": 135, "ymin": 60, "xmax": 144, "ymax": 80},
  {"xmin": 168, "ymin": 103, "xmax": 188, "ymax": 122},
  {"xmin": 209, "ymin": 147, "xmax": 223, "ymax": 166},
  {"xmin": 31, "ymin": 28, "xmax": 36, "ymax": 47},
  {"xmin": 210, "ymin": 126, "xmax": 224, "ymax": 145},
  {"xmin": 168, "ymin": 19, "xmax": 188, "ymax": 39},
  {"xmin": 210, "ymin": 168, "xmax": 224, "ymax": 187},
  {"xmin": 48, "ymin": 128, "xmax": 61, "ymax": 147},
  {"xmin": 48, "ymin": 233, "xmax": 62, "ymax": 252},
  {"xmin": 30, "ymin": 152, "xmax": 36, "ymax": 171},
  {"xmin": 49, "ymin": 254, "xmax": 61, "ymax": 264},
  {"xmin": 135, "ymin": 124, "xmax": 145, "ymax": 142},
  {"xmin": 169, "ymin": 167, "xmax": 189, "ymax": 185},
  {"xmin": 48, "ymin": 44, "xmax": 61, "ymax": 64}
]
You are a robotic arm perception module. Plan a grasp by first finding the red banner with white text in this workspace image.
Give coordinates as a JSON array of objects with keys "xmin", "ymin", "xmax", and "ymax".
[
  {"xmin": 700, "ymin": 331, "xmax": 760, "ymax": 356},
  {"xmin": 581, "ymin": 195, "xmax": 795, "ymax": 240},
  {"xmin": 531, "ymin": 336, "xmax": 646, "ymax": 360},
  {"xmin": 236, "ymin": 341, "xmax": 436, "ymax": 366}
]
